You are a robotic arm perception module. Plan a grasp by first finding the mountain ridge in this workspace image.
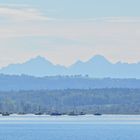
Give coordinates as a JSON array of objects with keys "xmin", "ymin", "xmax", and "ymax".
[{"xmin": 0, "ymin": 55, "xmax": 140, "ymax": 78}]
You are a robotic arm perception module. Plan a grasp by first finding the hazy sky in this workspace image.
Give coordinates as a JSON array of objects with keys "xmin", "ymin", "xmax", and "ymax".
[{"xmin": 0, "ymin": 0, "xmax": 140, "ymax": 67}]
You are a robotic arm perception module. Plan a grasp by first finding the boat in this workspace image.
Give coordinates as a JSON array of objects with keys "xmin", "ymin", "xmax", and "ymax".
[
  {"xmin": 35, "ymin": 112, "xmax": 43, "ymax": 115},
  {"xmin": 50, "ymin": 112, "xmax": 62, "ymax": 116},
  {"xmin": 68, "ymin": 112, "xmax": 78, "ymax": 116},
  {"xmin": 94, "ymin": 113, "xmax": 102, "ymax": 116},
  {"xmin": 2, "ymin": 113, "xmax": 10, "ymax": 116}
]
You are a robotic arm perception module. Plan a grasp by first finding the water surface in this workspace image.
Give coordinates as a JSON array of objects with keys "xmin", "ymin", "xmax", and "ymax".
[{"xmin": 0, "ymin": 115, "xmax": 140, "ymax": 140}]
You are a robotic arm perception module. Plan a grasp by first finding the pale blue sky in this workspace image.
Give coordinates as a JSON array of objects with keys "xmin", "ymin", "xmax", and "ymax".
[
  {"xmin": 0, "ymin": 0, "xmax": 140, "ymax": 67},
  {"xmin": 1, "ymin": 0, "xmax": 140, "ymax": 18}
]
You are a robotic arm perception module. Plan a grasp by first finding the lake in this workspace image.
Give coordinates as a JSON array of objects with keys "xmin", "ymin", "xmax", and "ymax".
[{"xmin": 0, "ymin": 115, "xmax": 140, "ymax": 140}]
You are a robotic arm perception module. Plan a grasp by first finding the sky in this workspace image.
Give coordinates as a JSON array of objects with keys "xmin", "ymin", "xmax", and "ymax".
[{"xmin": 0, "ymin": 0, "xmax": 140, "ymax": 67}]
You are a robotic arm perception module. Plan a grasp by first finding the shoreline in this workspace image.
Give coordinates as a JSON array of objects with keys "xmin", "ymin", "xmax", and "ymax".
[
  {"xmin": 1, "ymin": 114, "xmax": 140, "ymax": 116},
  {"xmin": 0, "ymin": 115, "xmax": 140, "ymax": 124}
]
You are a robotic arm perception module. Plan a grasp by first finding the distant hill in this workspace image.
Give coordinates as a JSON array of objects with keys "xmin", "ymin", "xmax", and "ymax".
[
  {"xmin": 0, "ymin": 74, "xmax": 140, "ymax": 91},
  {"xmin": 0, "ymin": 55, "xmax": 140, "ymax": 78}
]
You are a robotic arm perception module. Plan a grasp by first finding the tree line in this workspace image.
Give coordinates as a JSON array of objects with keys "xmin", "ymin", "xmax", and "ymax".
[{"xmin": 0, "ymin": 88, "xmax": 140, "ymax": 115}]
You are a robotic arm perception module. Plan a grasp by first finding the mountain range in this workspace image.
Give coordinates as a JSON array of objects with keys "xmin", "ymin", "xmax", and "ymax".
[{"xmin": 0, "ymin": 55, "xmax": 140, "ymax": 78}]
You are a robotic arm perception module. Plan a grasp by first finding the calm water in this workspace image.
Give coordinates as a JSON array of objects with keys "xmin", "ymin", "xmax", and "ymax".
[{"xmin": 0, "ymin": 115, "xmax": 140, "ymax": 140}]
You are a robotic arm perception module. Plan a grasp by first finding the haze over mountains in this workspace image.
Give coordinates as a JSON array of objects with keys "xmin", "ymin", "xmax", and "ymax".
[{"xmin": 0, "ymin": 55, "xmax": 140, "ymax": 78}]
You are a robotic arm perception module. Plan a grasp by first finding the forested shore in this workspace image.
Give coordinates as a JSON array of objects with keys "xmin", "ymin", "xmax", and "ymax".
[{"xmin": 0, "ymin": 88, "xmax": 140, "ymax": 115}]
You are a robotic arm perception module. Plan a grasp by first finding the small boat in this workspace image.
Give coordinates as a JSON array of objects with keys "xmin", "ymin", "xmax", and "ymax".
[
  {"xmin": 68, "ymin": 112, "xmax": 78, "ymax": 116},
  {"xmin": 79, "ymin": 112, "xmax": 86, "ymax": 115},
  {"xmin": 35, "ymin": 112, "xmax": 43, "ymax": 115},
  {"xmin": 2, "ymin": 113, "xmax": 10, "ymax": 116},
  {"xmin": 18, "ymin": 112, "xmax": 26, "ymax": 115},
  {"xmin": 94, "ymin": 113, "xmax": 102, "ymax": 116},
  {"xmin": 50, "ymin": 112, "xmax": 62, "ymax": 116}
]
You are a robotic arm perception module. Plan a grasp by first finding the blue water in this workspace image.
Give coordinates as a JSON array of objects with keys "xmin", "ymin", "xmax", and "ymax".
[{"xmin": 0, "ymin": 115, "xmax": 140, "ymax": 140}]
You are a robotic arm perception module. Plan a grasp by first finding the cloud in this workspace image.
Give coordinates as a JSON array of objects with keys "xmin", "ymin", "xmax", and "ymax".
[
  {"xmin": 0, "ymin": 3, "xmax": 29, "ymax": 8},
  {"xmin": 0, "ymin": 5, "xmax": 50, "ymax": 21},
  {"xmin": 66, "ymin": 17, "xmax": 140, "ymax": 23},
  {"xmin": 100, "ymin": 17, "xmax": 140, "ymax": 23}
]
